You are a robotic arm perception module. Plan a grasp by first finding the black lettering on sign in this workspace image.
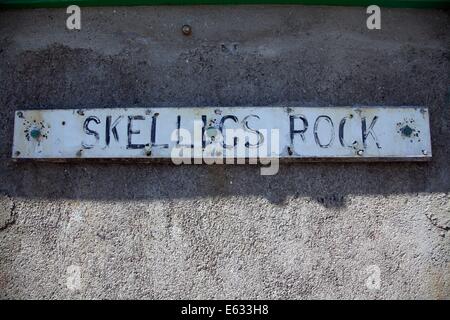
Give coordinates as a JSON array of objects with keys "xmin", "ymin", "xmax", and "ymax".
[
  {"xmin": 151, "ymin": 113, "xmax": 169, "ymax": 149},
  {"xmin": 242, "ymin": 115, "xmax": 264, "ymax": 148},
  {"xmin": 105, "ymin": 115, "xmax": 122, "ymax": 146},
  {"xmin": 362, "ymin": 116, "xmax": 381, "ymax": 148},
  {"xmin": 219, "ymin": 115, "xmax": 238, "ymax": 148},
  {"xmin": 314, "ymin": 115, "xmax": 334, "ymax": 148},
  {"xmin": 127, "ymin": 115, "xmax": 146, "ymax": 149},
  {"xmin": 82, "ymin": 116, "xmax": 100, "ymax": 149},
  {"xmin": 202, "ymin": 115, "xmax": 207, "ymax": 149},
  {"xmin": 290, "ymin": 115, "xmax": 308, "ymax": 143},
  {"xmin": 176, "ymin": 115, "xmax": 194, "ymax": 148},
  {"xmin": 339, "ymin": 117, "xmax": 352, "ymax": 148}
]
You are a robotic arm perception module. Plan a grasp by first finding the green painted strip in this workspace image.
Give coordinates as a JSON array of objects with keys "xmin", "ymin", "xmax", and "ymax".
[{"xmin": 0, "ymin": 0, "xmax": 449, "ymax": 8}]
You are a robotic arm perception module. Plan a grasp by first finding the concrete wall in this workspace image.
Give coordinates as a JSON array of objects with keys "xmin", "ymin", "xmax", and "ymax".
[{"xmin": 0, "ymin": 5, "xmax": 449, "ymax": 299}]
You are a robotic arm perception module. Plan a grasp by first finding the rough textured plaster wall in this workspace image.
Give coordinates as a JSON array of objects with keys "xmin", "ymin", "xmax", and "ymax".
[{"xmin": 0, "ymin": 6, "xmax": 449, "ymax": 299}]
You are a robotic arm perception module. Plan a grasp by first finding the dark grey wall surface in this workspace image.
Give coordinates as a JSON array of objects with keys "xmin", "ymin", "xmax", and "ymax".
[{"xmin": 0, "ymin": 6, "xmax": 449, "ymax": 299}]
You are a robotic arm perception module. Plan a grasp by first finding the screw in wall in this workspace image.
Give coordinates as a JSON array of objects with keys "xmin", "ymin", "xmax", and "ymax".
[{"xmin": 182, "ymin": 24, "xmax": 192, "ymax": 36}]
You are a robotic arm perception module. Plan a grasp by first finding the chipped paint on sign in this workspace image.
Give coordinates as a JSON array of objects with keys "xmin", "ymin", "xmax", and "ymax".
[{"xmin": 12, "ymin": 106, "xmax": 432, "ymax": 161}]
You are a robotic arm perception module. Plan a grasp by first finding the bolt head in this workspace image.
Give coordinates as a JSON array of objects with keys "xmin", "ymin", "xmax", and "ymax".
[
  {"xmin": 181, "ymin": 24, "xmax": 192, "ymax": 36},
  {"xmin": 30, "ymin": 128, "xmax": 41, "ymax": 139},
  {"xmin": 357, "ymin": 150, "xmax": 364, "ymax": 156}
]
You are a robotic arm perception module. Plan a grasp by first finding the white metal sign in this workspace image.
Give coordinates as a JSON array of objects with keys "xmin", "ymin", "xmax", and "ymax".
[{"xmin": 12, "ymin": 106, "xmax": 431, "ymax": 161}]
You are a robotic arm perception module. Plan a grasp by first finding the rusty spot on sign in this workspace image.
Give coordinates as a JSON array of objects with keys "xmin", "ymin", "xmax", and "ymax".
[
  {"xmin": 400, "ymin": 125, "xmax": 414, "ymax": 137},
  {"xmin": 397, "ymin": 118, "xmax": 421, "ymax": 143}
]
